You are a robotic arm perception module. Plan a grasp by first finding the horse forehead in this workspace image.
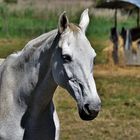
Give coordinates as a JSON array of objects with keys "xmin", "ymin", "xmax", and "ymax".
[
  {"xmin": 65, "ymin": 32, "xmax": 89, "ymax": 48},
  {"xmin": 74, "ymin": 35, "xmax": 96, "ymax": 58},
  {"xmin": 61, "ymin": 30, "xmax": 96, "ymax": 58}
]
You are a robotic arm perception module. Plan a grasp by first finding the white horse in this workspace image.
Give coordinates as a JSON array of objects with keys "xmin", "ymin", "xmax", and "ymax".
[{"xmin": 0, "ymin": 9, "xmax": 101, "ymax": 140}]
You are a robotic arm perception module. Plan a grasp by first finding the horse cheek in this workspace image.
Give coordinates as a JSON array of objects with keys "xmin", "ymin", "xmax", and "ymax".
[{"xmin": 52, "ymin": 62, "xmax": 67, "ymax": 88}]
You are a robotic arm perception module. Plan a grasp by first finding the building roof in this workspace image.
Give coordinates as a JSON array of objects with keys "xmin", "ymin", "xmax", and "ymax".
[{"xmin": 96, "ymin": 0, "xmax": 140, "ymax": 9}]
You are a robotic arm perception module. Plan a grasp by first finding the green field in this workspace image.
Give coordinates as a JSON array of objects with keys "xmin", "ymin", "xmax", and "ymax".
[{"xmin": 0, "ymin": 6, "xmax": 140, "ymax": 140}]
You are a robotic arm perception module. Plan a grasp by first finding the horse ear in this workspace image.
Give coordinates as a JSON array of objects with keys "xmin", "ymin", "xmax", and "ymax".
[
  {"xmin": 79, "ymin": 9, "xmax": 89, "ymax": 33},
  {"xmin": 58, "ymin": 11, "xmax": 69, "ymax": 33}
]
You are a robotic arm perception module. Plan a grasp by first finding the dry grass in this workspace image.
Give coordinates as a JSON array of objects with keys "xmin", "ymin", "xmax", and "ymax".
[
  {"xmin": 94, "ymin": 64, "xmax": 140, "ymax": 77},
  {"xmin": 0, "ymin": 38, "xmax": 29, "ymax": 58}
]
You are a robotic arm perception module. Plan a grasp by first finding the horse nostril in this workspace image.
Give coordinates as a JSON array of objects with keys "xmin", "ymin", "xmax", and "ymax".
[
  {"xmin": 84, "ymin": 103, "xmax": 101, "ymax": 115},
  {"xmin": 84, "ymin": 104, "xmax": 92, "ymax": 114},
  {"xmin": 79, "ymin": 103, "xmax": 100, "ymax": 121}
]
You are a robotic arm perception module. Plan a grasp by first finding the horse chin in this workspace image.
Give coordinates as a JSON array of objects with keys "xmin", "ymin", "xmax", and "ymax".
[{"xmin": 78, "ymin": 108, "xmax": 99, "ymax": 121}]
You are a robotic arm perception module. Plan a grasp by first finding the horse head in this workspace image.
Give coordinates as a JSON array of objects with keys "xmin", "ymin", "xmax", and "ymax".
[{"xmin": 51, "ymin": 9, "xmax": 101, "ymax": 121}]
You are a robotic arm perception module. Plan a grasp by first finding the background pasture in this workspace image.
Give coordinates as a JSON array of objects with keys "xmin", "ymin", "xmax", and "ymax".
[{"xmin": 0, "ymin": 0, "xmax": 140, "ymax": 139}]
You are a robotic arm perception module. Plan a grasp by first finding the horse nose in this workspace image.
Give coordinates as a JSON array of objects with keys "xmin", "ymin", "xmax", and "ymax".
[
  {"xmin": 84, "ymin": 101, "xmax": 101, "ymax": 115},
  {"xmin": 78, "ymin": 100, "xmax": 101, "ymax": 121},
  {"xmin": 82, "ymin": 103, "xmax": 99, "ymax": 119}
]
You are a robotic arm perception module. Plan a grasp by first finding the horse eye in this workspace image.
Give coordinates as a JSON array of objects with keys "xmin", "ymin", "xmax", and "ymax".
[{"xmin": 62, "ymin": 54, "xmax": 72, "ymax": 63}]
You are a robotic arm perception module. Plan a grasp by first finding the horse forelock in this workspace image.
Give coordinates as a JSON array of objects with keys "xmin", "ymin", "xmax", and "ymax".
[{"xmin": 68, "ymin": 23, "xmax": 80, "ymax": 33}]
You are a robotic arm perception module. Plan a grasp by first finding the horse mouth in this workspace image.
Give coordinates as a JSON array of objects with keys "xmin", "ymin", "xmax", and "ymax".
[
  {"xmin": 78, "ymin": 107, "xmax": 99, "ymax": 121},
  {"xmin": 68, "ymin": 78, "xmax": 100, "ymax": 120}
]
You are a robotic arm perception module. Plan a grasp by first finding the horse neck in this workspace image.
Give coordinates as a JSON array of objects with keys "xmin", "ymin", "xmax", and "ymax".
[
  {"xmin": 0, "ymin": 30, "xmax": 60, "ymax": 119},
  {"xmin": 21, "ymin": 67, "xmax": 58, "ymax": 130},
  {"xmin": 26, "ymin": 31, "xmax": 61, "ymax": 119},
  {"xmin": 14, "ymin": 30, "xmax": 59, "ymax": 93},
  {"xmin": 20, "ymin": 30, "xmax": 61, "ymax": 128}
]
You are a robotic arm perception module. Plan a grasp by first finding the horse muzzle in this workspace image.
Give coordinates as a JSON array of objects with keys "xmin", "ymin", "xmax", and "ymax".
[{"xmin": 78, "ymin": 103, "xmax": 101, "ymax": 121}]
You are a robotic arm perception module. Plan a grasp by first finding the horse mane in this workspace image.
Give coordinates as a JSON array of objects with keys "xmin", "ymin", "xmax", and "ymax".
[
  {"xmin": 12, "ymin": 30, "xmax": 58, "ymax": 66},
  {"xmin": 12, "ymin": 23, "xmax": 80, "ymax": 64}
]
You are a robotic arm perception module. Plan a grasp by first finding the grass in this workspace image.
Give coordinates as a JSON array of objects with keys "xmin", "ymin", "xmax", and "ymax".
[
  {"xmin": 0, "ymin": 38, "xmax": 29, "ymax": 57},
  {"xmin": 0, "ymin": 15, "xmax": 57, "ymax": 38}
]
